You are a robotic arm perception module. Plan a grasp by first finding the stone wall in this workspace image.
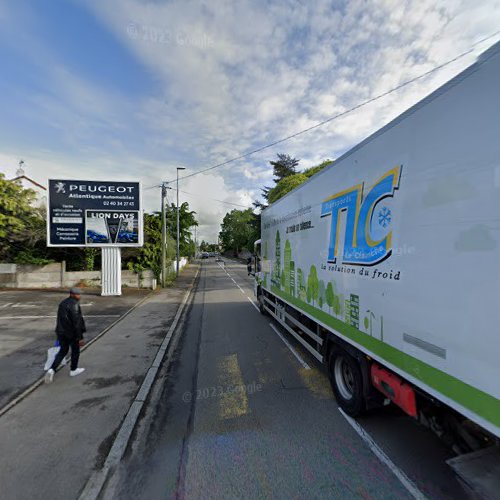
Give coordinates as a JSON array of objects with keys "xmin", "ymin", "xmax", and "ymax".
[{"xmin": 0, "ymin": 262, "xmax": 158, "ymax": 289}]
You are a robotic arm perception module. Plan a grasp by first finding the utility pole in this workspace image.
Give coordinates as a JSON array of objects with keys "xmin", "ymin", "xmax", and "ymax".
[
  {"xmin": 176, "ymin": 167, "xmax": 186, "ymax": 276},
  {"xmin": 194, "ymin": 225, "xmax": 197, "ymax": 258},
  {"xmin": 161, "ymin": 182, "xmax": 168, "ymax": 287}
]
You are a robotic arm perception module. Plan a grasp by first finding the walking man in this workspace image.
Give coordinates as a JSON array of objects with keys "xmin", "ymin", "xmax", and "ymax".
[{"xmin": 45, "ymin": 287, "xmax": 86, "ymax": 383}]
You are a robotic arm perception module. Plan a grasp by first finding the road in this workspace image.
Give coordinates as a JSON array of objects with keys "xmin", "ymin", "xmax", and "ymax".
[{"xmin": 103, "ymin": 260, "xmax": 466, "ymax": 499}]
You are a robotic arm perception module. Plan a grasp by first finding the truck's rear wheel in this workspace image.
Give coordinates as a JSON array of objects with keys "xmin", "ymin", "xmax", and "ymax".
[{"xmin": 329, "ymin": 349, "xmax": 365, "ymax": 416}]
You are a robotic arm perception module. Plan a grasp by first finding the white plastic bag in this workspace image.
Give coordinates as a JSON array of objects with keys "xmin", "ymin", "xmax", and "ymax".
[
  {"xmin": 44, "ymin": 346, "xmax": 59, "ymax": 371},
  {"xmin": 44, "ymin": 346, "xmax": 69, "ymax": 370}
]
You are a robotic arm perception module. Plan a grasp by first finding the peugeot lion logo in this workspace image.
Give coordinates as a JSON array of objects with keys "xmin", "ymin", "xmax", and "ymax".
[{"xmin": 55, "ymin": 182, "xmax": 66, "ymax": 194}]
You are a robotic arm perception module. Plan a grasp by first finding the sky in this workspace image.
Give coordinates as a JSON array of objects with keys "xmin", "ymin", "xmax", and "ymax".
[{"xmin": 1, "ymin": 0, "xmax": 499, "ymax": 242}]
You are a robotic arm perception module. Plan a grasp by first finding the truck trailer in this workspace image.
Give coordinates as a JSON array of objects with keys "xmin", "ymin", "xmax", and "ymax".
[{"xmin": 254, "ymin": 41, "xmax": 500, "ymax": 469}]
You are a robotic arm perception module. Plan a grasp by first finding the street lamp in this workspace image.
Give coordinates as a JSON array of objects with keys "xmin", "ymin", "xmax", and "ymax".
[
  {"xmin": 160, "ymin": 182, "xmax": 170, "ymax": 288},
  {"xmin": 176, "ymin": 167, "xmax": 186, "ymax": 276}
]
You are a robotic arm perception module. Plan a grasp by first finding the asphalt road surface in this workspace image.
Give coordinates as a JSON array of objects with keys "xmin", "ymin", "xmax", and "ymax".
[
  {"xmin": 0, "ymin": 288, "xmax": 149, "ymax": 409},
  {"xmin": 104, "ymin": 260, "xmax": 466, "ymax": 499}
]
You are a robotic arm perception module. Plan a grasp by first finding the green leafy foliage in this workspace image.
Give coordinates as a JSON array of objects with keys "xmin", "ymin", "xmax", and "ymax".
[
  {"xmin": 325, "ymin": 282, "xmax": 334, "ymax": 312},
  {"xmin": 165, "ymin": 202, "xmax": 198, "ymax": 256},
  {"xmin": 127, "ymin": 212, "xmax": 176, "ymax": 279},
  {"xmin": 219, "ymin": 208, "xmax": 259, "ymax": 254},
  {"xmin": 199, "ymin": 241, "xmax": 218, "ymax": 252},
  {"xmin": 265, "ymin": 158, "xmax": 332, "ymax": 205},
  {"xmin": 0, "ymin": 174, "xmax": 49, "ymax": 263},
  {"xmin": 270, "ymin": 153, "xmax": 299, "ymax": 183},
  {"xmin": 318, "ymin": 279, "xmax": 326, "ymax": 308},
  {"xmin": 267, "ymin": 173, "xmax": 308, "ymax": 204},
  {"xmin": 307, "ymin": 265, "xmax": 319, "ymax": 306},
  {"xmin": 126, "ymin": 201, "xmax": 197, "ymax": 279}
]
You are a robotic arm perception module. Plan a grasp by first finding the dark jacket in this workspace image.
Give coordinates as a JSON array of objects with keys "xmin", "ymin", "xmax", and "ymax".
[{"xmin": 56, "ymin": 297, "xmax": 86, "ymax": 340}]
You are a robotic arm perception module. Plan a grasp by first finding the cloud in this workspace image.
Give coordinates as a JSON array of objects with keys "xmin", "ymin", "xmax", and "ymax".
[
  {"xmin": 180, "ymin": 172, "xmax": 254, "ymax": 241},
  {"xmin": 2, "ymin": 0, "xmax": 500, "ymax": 241}
]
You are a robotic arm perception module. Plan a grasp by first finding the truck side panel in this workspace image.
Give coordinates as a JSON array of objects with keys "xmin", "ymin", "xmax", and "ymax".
[{"xmin": 260, "ymin": 44, "xmax": 500, "ymax": 437}]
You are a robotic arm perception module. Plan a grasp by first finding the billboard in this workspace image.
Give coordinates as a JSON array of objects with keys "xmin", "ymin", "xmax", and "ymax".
[{"xmin": 47, "ymin": 179, "xmax": 143, "ymax": 247}]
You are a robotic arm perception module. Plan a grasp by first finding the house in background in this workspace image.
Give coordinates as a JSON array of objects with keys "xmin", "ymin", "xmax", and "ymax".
[{"xmin": 9, "ymin": 160, "xmax": 47, "ymax": 208}]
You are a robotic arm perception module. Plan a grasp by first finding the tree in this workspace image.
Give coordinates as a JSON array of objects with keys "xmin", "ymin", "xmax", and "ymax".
[
  {"xmin": 280, "ymin": 269, "xmax": 285, "ymax": 289},
  {"xmin": 267, "ymin": 173, "xmax": 308, "ymax": 204},
  {"xmin": 253, "ymin": 155, "xmax": 332, "ymax": 209},
  {"xmin": 266, "ymin": 160, "xmax": 333, "ymax": 205},
  {"xmin": 84, "ymin": 248, "xmax": 99, "ymax": 271},
  {"xmin": 318, "ymin": 280, "xmax": 326, "ymax": 309},
  {"xmin": 260, "ymin": 186, "xmax": 273, "ymax": 203},
  {"xmin": 199, "ymin": 240, "xmax": 218, "ymax": 252},
  {"xmin": 297, "ymin": 268, "xmax": 306, "ymax": 301},
  {"xmin": 325, "ymin": 282, "xmax": 334, "ymax": 313},
  {"xmin": 219, "ymin": 208, "xmax": 259, "ymax": 255},
  {"xmin": 126, "ymin": 205, "xmax": 198, "ymax": 279},
  {"xmin": 270, "ymin": 153, "xmax": 299, "ymax": 183},
  {"xmin": 0, "ymin": 174, "xmax": 48, "ymax": 263},
  {"xmin": 303, "ymin": 160, "xmax": 332, "ymax": 179},
  {"xmin": 127, "ymin": 213, "xmax": 172, "ymax": 279},
  {"xmin": 307, "ymin": 265, "xmax": 319, "ymax": 306},
  {"xmin": 333, "ymin": 293, "xmax": 343, "ymax": 317},
  {"xmin": 165, "ymin": 201, "xmax": 198, "ymax": 256}
]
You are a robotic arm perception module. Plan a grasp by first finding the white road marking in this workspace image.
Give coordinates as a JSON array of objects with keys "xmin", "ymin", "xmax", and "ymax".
[
  {"xmin": 338, "ymin": 408, "xmax": 426, "ymax": 500},
  {"xmin": 269, "ymin": 323, "xmax": 310, "ymax": 370},
  {"xmin": 247, "ymin": 297, "xmax": 260, "ymax": 312},
  {"xmin": 0, "ymin": 315, "xmax": 121, "ymax": 320},
  {"xmin": 218, "ymin": 262, "xmax": 255, "ymax": 304}
]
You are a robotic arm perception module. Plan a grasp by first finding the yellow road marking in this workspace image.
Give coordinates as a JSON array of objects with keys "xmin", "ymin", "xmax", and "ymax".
[
  {"xmin": 218, "ymin": 353, "xmax": 249, "ymax": 419},
  {"xmin": 298, "ymin": 367, "xmax": 332, "ymax": 399}
]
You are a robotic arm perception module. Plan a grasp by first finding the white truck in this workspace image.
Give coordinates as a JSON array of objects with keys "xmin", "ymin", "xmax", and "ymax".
[{"xmin": 253, "ymin": 42, "xmax": 500, "ymax": 470}]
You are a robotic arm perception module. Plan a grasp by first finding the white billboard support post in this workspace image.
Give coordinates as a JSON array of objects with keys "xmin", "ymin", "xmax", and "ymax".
[{"xmin": 101, "ymin": 247, "xmax": 122, "ymax": 296}]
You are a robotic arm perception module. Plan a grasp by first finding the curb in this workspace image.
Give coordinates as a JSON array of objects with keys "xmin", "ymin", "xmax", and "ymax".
[
  {"xmin": 78, "ymin": 266, "xmax": 200, "ymax": 500},
  {"xmin": 0, "ymin": 291, "xmax": 154, "ymax": 418}
]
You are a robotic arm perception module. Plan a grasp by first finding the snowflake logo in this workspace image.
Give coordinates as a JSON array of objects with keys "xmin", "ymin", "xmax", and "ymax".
[
  {"xmin": 54, "ymin": 182, "xmax": 66, "ymax": 194},
  {"xmin": 378, "ymin": 207, "xmax": 391, "ymax": 228}
]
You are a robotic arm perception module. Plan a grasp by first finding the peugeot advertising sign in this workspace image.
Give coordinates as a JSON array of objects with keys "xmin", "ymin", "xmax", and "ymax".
[{"xmin": 47, "ymin": 179, "xmax": 143, "ymax": 247}]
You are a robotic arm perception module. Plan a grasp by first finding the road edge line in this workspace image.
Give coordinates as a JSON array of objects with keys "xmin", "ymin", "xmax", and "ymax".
[
  {"xmin": 78, "ymin": 267, "xmax": 200, "ymax": 500},
  {"xmin": 0, "ymin": 290, "xmax": 154, "ymax": 418},
  {"xmin": 269, "ymin": 323, "xmax": 310, "ymax": 370},
  {"xmin": 338, "ymin": 407, "xmax": 426, "ymax": 500}
]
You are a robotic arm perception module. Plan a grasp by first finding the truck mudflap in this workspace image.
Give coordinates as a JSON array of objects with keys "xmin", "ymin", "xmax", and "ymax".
[{"xmin": 371, "ymin": 363, "xmax": 417, "ymax": 418}]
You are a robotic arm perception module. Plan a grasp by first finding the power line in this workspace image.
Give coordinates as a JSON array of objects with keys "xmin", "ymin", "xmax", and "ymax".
[
  {"xmin": 178, "ymin": 189, "xmax": 251, "ymax": 208},
  {"xmin": 166, "ymin": 30, "xmax": 500, "ymax": 184},
  {"xmin": 143, "ymin": 183, "xmax": 252, "ymax": 208}
]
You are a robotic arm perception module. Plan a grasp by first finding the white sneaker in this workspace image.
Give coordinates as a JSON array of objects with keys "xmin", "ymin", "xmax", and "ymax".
[
  {"xmin": 70, "ymin": 368, "xmax": 85, "ymax": 377},
  {"xmin": 44, "ymin": 369, "xmax": 55, "ymax": 384}
]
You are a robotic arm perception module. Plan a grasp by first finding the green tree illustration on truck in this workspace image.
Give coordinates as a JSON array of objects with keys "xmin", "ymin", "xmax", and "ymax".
[
  {"xmin": 306, "ymin": 265, "xmax": 319, "ymax": 306},
  {"xmin": 269, "ymin": 234, "xmax": 357, "ymax": 334}
]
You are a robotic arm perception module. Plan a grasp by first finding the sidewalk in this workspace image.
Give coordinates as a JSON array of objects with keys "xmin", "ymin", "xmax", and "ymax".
[{"xmin": 0, "ymin": 264, "xmax": 199, "ymax": 500}]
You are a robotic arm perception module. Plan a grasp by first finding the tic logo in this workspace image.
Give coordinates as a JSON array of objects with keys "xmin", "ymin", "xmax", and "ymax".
[{"xmin": 321, "ymin": 166, "xmax": 402, "ymax": 266}]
